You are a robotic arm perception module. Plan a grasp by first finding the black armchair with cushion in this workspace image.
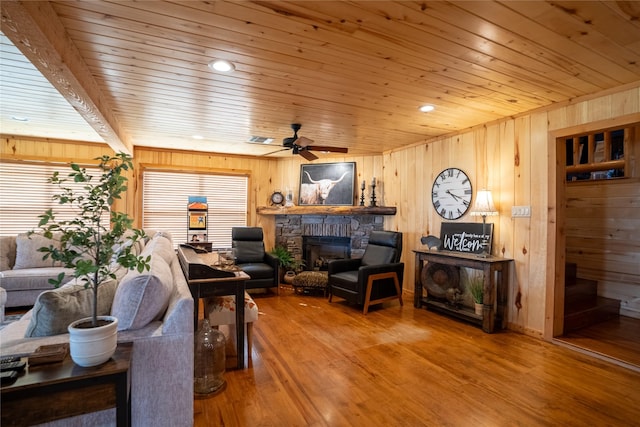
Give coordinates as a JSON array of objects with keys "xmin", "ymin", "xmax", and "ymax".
[
  {"xmin": 328, "ymin": 230, "xmax": 404, "ymax": 314},
  {"xmin": 232, "ymin": 227, "xmax": 279, "ymax": 294}
]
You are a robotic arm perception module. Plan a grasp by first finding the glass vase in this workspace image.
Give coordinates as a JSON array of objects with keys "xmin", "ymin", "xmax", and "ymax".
[{"xmin": 194, "ymin": 319, "xmax": 226, "ymax": 395}]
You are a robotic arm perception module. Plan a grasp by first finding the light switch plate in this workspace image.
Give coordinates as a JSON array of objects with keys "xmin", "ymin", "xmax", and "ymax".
[{"xmin": 511, "ymin": 206, "xmax": 531, "ymax": 218}]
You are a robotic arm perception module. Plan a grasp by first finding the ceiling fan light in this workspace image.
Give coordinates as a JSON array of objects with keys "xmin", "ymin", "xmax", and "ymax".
[
  {"xmin": 208, "ymin": 59, "xmax": 235, "ymax": 72},
  {"xmin": 419, "ymin": 104, "xmax": 435, "ymax": 112}
]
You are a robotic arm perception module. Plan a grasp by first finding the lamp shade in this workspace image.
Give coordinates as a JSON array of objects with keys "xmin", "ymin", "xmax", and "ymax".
[{"xmin": 471, "ymin": 190, "xmax": 498, "ymax": 216}]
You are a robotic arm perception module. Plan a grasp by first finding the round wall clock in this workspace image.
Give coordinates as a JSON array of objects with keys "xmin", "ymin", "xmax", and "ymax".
[
  {"xmin": 270, "ymin": 191, "xmax": 285, "ymax": 206},
  {"xmin": 431, "ymin": 168, "xmax": 472, "ymax": 220}
]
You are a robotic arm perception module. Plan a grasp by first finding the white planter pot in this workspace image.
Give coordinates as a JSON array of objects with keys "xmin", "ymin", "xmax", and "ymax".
[{"xmin": 68, "ymin": 315, "xmax": 118, "ymax": 367}]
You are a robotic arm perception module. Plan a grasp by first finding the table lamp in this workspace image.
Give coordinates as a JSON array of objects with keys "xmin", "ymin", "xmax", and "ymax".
[{"xmin": 470, "ymin": 189, "xmax": 498, "ymax": 257}]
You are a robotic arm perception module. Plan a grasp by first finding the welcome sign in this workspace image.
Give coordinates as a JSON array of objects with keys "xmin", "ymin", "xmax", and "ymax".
[{"xmin": 440, "ymin": 222, "xmax": 493, "ymax": 254}]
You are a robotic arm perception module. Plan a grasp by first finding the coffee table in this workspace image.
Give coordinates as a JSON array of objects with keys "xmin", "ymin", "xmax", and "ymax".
[{"xmin": 1, "ymin": 342, "xmax": 132, "ymax": 427}]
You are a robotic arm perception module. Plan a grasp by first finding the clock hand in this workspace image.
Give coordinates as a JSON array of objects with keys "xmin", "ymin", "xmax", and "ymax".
[{"xmin": 446, "ymin": 190, "xmax": 462, "ymax": 201}]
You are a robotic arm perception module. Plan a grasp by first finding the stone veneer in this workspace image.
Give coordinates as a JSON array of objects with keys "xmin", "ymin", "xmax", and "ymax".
[{"xmin": 274, "ymin": 214, "xmax": 386, "ymax": 262}]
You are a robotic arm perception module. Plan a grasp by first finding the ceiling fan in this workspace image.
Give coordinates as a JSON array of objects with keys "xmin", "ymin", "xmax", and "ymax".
[{"xmin": 266, "ymin": 123, "xmax": 348, "ymax": 161}]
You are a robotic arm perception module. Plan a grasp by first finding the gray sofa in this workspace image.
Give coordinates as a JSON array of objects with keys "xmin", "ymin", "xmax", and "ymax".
[
  {"xmin": 0, "ymin": 234, "xmax": 74, "ymax": 308},
  {"xmin": 0, "ymin": 232, "xmax": 194, "ymax": 427}
]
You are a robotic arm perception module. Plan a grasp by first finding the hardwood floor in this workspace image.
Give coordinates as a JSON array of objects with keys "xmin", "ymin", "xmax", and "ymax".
[
  {"xmin": 194, "ymin": 287, "xmax": 640, "ymax": 426},
  {"xmin": 556, "ymin": 316, "xmax": 640, "ymax": 371}
]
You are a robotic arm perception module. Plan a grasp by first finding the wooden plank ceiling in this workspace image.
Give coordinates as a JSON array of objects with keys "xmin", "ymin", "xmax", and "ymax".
[{"xmin": 1, "ymin": 1, "xmax": 639, "ymax": 158}]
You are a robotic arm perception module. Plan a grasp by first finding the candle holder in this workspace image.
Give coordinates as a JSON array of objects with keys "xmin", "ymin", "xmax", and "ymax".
[
  {"xmin": 370, "ymin": 182, "xmax": 377, "ymax": 207},
  {"xmin": 360, "ymin": 187, "xmax": 366, "ymax": 206}
]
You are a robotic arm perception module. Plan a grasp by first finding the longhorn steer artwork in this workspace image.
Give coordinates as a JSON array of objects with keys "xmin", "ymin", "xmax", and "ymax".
[
  {"xmin": 298, "ymin": 162, "xmax": 355, "ymax": 205},
  {"xmin": 300, "ymin": 171, "xmax": 349, "ymax": 205}
]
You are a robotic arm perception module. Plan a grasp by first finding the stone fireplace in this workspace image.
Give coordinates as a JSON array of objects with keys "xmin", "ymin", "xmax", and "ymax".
[{"xmin": 264, "ymin": 206, "xmax": 396, "ymax": 270}]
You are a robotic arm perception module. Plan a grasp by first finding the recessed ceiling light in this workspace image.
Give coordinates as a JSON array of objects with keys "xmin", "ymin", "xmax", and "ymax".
[
  {"xmin": 419, "ymin": 105, "xmax": 435, "ymax": 112},
  {"xmin": 192, "ymin": 135, "xmax": 204, "ymax": 140},
  {"xmin": 208, "ymin": 60, "xmax": 235, "ymax": 72},
  {"xmin": 11, "ymin": 115, "xmax": 30, "ymax": 122}
]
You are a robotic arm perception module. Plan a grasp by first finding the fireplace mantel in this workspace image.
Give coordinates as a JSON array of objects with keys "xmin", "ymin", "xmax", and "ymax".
[{"xmin": 257, "ymin": 206, "xmax": 396, "ymax": 216}]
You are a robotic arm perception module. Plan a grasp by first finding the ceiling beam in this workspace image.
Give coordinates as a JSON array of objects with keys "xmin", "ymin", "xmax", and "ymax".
[{"xmin": 0, "ymin": 1, "xmax": 133, "ymax": 155}]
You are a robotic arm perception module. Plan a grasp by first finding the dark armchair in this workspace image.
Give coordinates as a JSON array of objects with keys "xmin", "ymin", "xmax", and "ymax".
[
  {"xmin": 328, "ymin": 230, "xmax": 404, "ymax": 314},
  {"xmin": 232, "ymin": 227, "xmax": 279, "ymax": 294}
]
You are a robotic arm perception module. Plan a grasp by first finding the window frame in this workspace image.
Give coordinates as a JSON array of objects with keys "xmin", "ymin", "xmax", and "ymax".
[{"xmin": 140, "ymin": 165, "xmax": 250, "ymax": 249}]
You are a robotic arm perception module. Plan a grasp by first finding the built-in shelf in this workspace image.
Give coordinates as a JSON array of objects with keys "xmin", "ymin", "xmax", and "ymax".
[
  {"xmin": 564, "ymin": 125, "xmax": 635, "ymax": 182},
  {"xmin": 257, "ymin": 205, "xmax": 396, "ymax": 216}
]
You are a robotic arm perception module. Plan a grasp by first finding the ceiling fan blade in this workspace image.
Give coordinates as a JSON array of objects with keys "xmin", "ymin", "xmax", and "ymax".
[
  {"xmin": 306, "ymin": 145, "xmax": 348, "ymax": 153},
  {"xmin": 263, "ymin": 147, "xmax": 290, "ymax": 156},
  {"xmin": 295, "ymin": 136, "xmax": 314, "ymax": 147},
  {"xmin": 298, "ymin": 149, "xmax": 318, "ymax": 161}
]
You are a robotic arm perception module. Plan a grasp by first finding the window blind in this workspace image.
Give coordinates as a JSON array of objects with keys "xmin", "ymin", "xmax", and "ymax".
[
  {"xmin": 0, "ymin": 162, "xmax": 109, "ymax": 236},
  {"xmin": 142, "ymin": 170, "xmax": 248, "ymax": 248}
]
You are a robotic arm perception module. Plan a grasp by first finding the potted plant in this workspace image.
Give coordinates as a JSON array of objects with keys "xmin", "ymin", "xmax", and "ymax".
[
  {"xmin": 468, "ymin": 274, "xmax": 484, "ymax": 316},
  {"xmin": 269, "ymin": 245, "xmax": 305, "ymax": 283},
  {"xmin": 270, "ymin": 245, "xmax": 294, "ymax": 268},
  {"xmin": 34, "ymin": 153, "xmax": 150, "ymax": 367}
]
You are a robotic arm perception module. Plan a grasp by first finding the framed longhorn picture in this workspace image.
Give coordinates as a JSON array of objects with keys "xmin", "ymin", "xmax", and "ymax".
[{"xmin": 299, "ymin": 162, "xmax": 355, "ymax": 206}]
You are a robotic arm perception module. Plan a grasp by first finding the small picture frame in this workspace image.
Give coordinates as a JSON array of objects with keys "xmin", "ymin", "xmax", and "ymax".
[
  {"xmin": 189, "ymin": 233, "xmax": 207, "ymax": 242},
  {"xmin": 188, "ymin": 212, "xmax": 207, "ymax": 229},
  {"xmin": 299, "ymin": 162, "xmax": 356, "ymax": 206}
]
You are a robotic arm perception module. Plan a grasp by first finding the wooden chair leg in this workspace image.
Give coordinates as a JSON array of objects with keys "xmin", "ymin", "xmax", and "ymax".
[
  {"xmin": 363, "ymin": 272, "xmax": 402, "ymax": 315},
  {"xmin": 247, "ymin": 322, "xmax": 253, "ymax": 356}
]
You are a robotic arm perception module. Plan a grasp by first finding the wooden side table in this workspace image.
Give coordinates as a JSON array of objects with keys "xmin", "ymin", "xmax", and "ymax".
[
  {"xmin": 414, "ymin": 250, "xmax": 512, "ymax": 333},
  {"xmin": 1, "ymin": 342, "xmax": 132, "ymax": 427}
]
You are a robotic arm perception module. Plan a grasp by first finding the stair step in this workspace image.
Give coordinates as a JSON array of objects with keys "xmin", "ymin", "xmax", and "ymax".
[
  {"xmin": 565, "ymin": 277, "xmax": 597, "ymax": 300},
  {"xmin": 564, "ymin": 296, "xmax": 620, "ymax": 333},
  {"xmin": 565, "ymin": 262, "xmax": 577, "ymax": 286}
]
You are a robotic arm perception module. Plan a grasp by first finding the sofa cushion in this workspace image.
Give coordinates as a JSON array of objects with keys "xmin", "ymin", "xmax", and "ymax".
[
  {"xmin": 13, "ymin": 233, "xmax": 63, "ymax": 269},
  {"xmin": 24, "ymin": 278, "xmax": 118, "ymax": 337},
  {"xmin": 111, "ymin": 255, "xmax": 172, "ymax": 331},
  {"xmin": 140, "ymin": 233, "xmax": 174, "ymax": 264},
  {"xmin": 0, "ymin": 236, "xmax": 16, "ymax": 271},
  {"xmin": 0, "ymin": 267, "xmax": 74, "ymax": 292}
]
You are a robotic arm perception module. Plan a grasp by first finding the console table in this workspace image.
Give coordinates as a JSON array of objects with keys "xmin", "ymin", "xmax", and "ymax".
[
  {"xmin": 413, "ymin": 250, "xmax": 512, "ymax": 333},
  {"xmin": 178, "ymin": 245, "xmax": 250, "ymax": 369}
]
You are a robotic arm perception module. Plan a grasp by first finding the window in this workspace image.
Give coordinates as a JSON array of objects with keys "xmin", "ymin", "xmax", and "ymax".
[
  {"xmin": 0, "ymin": 161, "xmax": 108, "ymax": 236},
  {"xmin": 142, "ymin": 170, "xmax": 248, "ymax": 248}
]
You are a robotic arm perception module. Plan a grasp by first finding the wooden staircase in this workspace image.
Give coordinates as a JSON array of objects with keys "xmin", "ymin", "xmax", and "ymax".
[{"xmin": 564, "ymin": 263, "xmax": 620, "ymax": 333}]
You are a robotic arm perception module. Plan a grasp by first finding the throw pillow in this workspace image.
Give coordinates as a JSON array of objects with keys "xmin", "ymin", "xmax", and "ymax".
[
  {"xmin": 13, "ymin": 233, "xmax": 63, "ymax": 269},
  {"xmin": 24, "ymin": 278, "xmax": 118, "ymax": 337},
  {"xmin": 0, "ymin": 236, "xmax": 16, "ymax": 271},
  {"xmin": 111, "ymin": 255, "xmax": 173, "ymax": 331}
]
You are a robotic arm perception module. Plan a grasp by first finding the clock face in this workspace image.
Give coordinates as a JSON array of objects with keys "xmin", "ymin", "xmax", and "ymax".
[
  {"xmin": 431, "ymin": 168, "xmax": 472, "ymax": 220},
  {"xmin": 270, "ymin": 191, "xmax": 284, "ymax": 206}
]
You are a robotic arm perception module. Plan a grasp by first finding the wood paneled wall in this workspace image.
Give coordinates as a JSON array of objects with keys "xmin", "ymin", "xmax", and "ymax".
[
  {"xmin": 383, "ymin": 84, "xmax": 640, "ymax": 338},
  {"xmin": 565, "ymin": 179, "xmax": 640, "ymax": 292},
  {"xmin": 2, "ymin": 84, "xmax": 639, "ymax": 340}
]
